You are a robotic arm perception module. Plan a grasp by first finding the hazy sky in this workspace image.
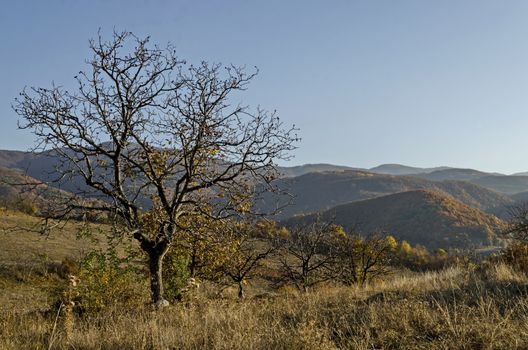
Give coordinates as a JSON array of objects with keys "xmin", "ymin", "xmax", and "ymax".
[{"xmin": 2, "ymin": 0, "xmax": 528, "ymax": 173}]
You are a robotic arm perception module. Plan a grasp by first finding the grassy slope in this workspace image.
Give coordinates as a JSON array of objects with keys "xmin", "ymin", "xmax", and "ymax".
[
  {"xmin": 0, "ymin": 210, "xmax": 102, "ymax": 264},
  {"xmin": 0, "ymin": 166, "xmax": 79, "ymax": 214}
]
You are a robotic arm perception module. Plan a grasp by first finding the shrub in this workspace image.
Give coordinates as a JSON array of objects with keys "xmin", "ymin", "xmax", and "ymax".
[
  {"xmin": 494, "ymin": 241, "xmax": 528, "ymax": 274},
  {"xmin": 163, "ymin": 253, "xmax": 191, "ymax": 301},
  {"xmin": 393, "ymin": 241, "xmax": 450, "ymax": 271},
  {"xmin": 74, "ymin": 250, "xmax": 148, "ymax": 314}
]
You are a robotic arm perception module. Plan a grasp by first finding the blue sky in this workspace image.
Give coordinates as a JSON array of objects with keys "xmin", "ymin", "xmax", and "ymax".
[{"xmin": 2, "ymin": 0, "xmax": 528, "ymax": 173}]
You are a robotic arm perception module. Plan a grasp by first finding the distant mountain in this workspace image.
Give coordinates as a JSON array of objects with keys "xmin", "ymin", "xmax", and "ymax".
[
  {"xmin": 277, "ymin": 164, "xmax": 360, "ymax": 177},
  {"xmin": 0, "ymin": 149, "xmax": 155, "ymax": 209},
  {"xmin": 415, "ymin": 168, "xmax": 491, "ymax": 182},
  {"xmin": 256, "ymin": 170, "xmax": 514, "ymax": 219},
  {"xmin": 278, "ymin": 163, "xmax": 451, "ymax": 177},
  {"xmin": 469, "ymin": 175, "xmax": 528, "ymax": 195},
  {"xmin": 413, "ymin": 169, "xmax": 528, "ymax": 195},
  {"xmin": 487, "ymin": 190, "xmax": 528, "ymax": 219},
  {"xmin": 512, "ymin": 172, "xmax": 528, "ymax": 176},
  {"xmin": 282, "ymin": 190, "xmax": 504, "ymax": 249},
  {"xmin": 433, "ymin": 180, "xmax": 514, "ymax": 213},
  {"xmin": 0, "ymin": 149, "xmax": 38, "ymax": 171},
  {"xmin": 0, "ymin": 149, "xmax": 94, "ymax": 196},
  {"xmin": 0, "ymin": 148, "xmax": 522, "ymax": 213},
  {"xmin": 369, "ymin": 164, "xmax": 451, "ymax": 176}
]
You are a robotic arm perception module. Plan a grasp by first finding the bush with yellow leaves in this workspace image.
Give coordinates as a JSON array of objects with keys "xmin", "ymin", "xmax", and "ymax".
[{"xmin": 74, "ymin": 249, "xmax": 148, "ymax": 314}]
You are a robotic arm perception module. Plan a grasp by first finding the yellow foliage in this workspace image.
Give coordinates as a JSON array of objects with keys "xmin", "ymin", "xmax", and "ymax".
[
  {"xmin": 437, "ymin": 248, "xmax": 447, "ymax": 258},
  {"xmin": 168, "ymin": 215, "xmax": 240, "ymax": 282},
  {"xmin": 385, "ymin": 235, "xmax": 398, "ymax": 251},
  {"xmin": 328, "ymin": 224, "xmax": 347, "ymax": 237},
  {"xmin": 255, "ymin": 220, "xmax": 289, "ymax": 238},
  {"xmin": 400, "ymin": 240, "xmax": 412, "ymax": 255}
]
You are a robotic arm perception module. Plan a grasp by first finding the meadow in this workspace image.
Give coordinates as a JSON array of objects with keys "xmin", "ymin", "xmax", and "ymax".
[{"xmin": 2, "ymin": 210, "xmax": 528, "ymax": 349}]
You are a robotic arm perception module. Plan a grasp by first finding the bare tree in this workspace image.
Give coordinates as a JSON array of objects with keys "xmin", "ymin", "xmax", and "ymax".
[
  {"xmin": 14, "ymin": 30, "xmax": 297, "ymax": 305},
  {"xmin": 503, "ymin": 203, "xmax": 528, "ymax": 242},
  {"xmin": 276, "ymin": 221, "xmax": 338, "ymax": 292}
]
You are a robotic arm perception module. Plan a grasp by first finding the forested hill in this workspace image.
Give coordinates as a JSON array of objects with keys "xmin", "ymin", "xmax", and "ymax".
[{"xmin": 282, "ymin": 189, "xmax": 504, "ymax": 249}]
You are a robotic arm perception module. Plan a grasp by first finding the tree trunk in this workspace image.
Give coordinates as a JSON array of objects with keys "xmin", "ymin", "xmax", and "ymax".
[
  {"xmin": 237, "ymin": 281, "xmax": 245, "ymax": 299},
  {"xmin": 189, "ymin": 247, "xmax": 197, "ymax": 277},
  {"xmin": 148, "ymin": 247, "xmax": 169, "ymax": 306}
]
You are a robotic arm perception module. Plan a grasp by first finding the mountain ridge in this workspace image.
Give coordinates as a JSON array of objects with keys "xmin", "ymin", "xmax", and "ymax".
[
  {"xmin": 0, "ymin": 149, "xmax": 522, "ymax": 219},
  {"xmin": 369, "ymin": 164, "xmax": 452, "ymax": 175},
  {"xmin": 257, "ymin": 170, "xmax": 514, "ymax": 219}
]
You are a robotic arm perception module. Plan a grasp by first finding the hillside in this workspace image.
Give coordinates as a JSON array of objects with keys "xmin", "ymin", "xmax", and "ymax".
[
  {"xmin": 259, "ymin": 163, "xmax": 454, "ymax": 177},
  {"xmin": 414, "ymin": 169, "xmax": 528, "ymax": 194},
  {"xmin": 282, "ymin": 190, "xmax": 504, "ymax": 249},
  {"xmin": 279, "ymin": 164, "xmax": 528, "ymax": 196},
  {"xmin": 0, "ymin": 149, "xmax": 36, "ymax": 169},
  {"xmin": 0, "ymin": 149, "xmax": 113, "ymax": 197},
  {"xmin": 511, "ymin": 191, "xmax": 528, "ymax": 203},
  {"xmin": 0, "ymin": 166, "xmax": 72, "ymax": 214},
  {"xmin": 257, "ymin": 170, "xmax": 514, "ymax": 219},
  {"xmin": 1, "ymin": 149, "xmax": 358, "ymax": 180}
]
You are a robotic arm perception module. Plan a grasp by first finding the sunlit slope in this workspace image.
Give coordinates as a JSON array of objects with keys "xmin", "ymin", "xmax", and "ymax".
[{"xmin": 282, "ymin": 189, "xmax": 504, "ymax": 249}]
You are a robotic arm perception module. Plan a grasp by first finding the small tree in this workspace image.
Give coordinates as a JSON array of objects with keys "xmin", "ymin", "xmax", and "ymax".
[
  {"xmin": 493, "ymin": 203, "xmax": 528, "ymax": 273},
  {"xmin": 356, "ymin": 235, "xmax": 395, "ymax": 284},
  {"xmin": 328, "ymin": 231, "xmax": 395, "ymax": 286},
  {"xmin": 220, "ymin": 221, "xmax": 276, "ymax": 298},
  {"xmin": 276, "ymin": 221, "xmax": 339, "ymax": 291},
  {"xmin": 14, "ymin": 30, "xmax": 297, "ymax": 305}
]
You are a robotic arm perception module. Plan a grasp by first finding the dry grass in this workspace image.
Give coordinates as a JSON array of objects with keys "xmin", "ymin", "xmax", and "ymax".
[
  {"xmin": 1, "ymin": 264, "xmax": 528, "ymax": 349},
  {"xmin": 3, "ymin": 211, "xmax": 528, "ymax": 349}
]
